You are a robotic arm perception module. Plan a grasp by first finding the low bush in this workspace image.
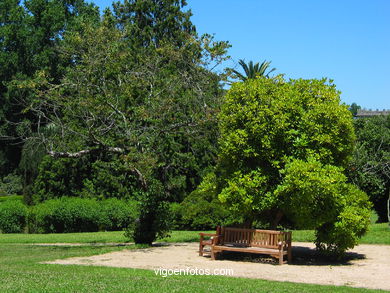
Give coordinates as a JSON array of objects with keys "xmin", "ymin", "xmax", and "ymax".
[
  {"xmin": 28, "ymin": 197, "xmax": 102, "ymax": 233},
  {"xmin": 28, "ymin": 197, "xmax": 138, "ymax": 233},
  {"xmin": 100, "ymin": 198, "xmax": 138, "ymax": 231},
  {"xmin": 0, "ymin": 200, "xmax": 28, "ymax": 233},
  {"xmin": 0, "ymin": 195, "xmax": 23, "ymax": 203},
  {"xmin": 178, "ymin": 173, "xmax": 238, "ymax": 230},
  {"xmin": 0, "ymin": 173, "xmax": 23, "ymax": 196}
]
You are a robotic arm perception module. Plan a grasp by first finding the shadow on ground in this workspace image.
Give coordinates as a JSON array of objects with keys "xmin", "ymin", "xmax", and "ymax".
[{"xmin": 200, "ymin": 245, "xmax": 366, "ymax": 266}]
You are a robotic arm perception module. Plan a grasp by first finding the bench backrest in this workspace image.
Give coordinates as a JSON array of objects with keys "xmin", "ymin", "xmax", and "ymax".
[{"xmin": 216, "ymin": 227, "xmax": 291, "ymax": 249}]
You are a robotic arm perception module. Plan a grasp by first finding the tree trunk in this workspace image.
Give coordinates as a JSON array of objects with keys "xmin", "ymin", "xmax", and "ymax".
[{"xmin": 271, "ymin": 210, "xmax": 284, "ymax": 230}]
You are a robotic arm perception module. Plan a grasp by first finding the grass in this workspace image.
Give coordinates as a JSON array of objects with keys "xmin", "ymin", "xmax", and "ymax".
[
  {"xmin": 0, "ymin": 230, "xmax": 128, "ymax": 244},
  {"xmin": 360, "ymin": 223, "xmax": 390, "ymax": 244},
  {"xmin": 0, "ymin": 223, "xmax": 388, "ymax": 292},
  {"xmin": 0, "ymin": 230, "xmax": 208, "ymax": 244},
  {"xmin": 292, "ymin": 223, "xmax": 390, "ymax": 245},
  {"xmin": 0, "ymin": 243, "xmax": 386, "ymax": 293},
  {"xmin": 1, "ymin": 223, "xmax": 388, "ymax": 245}
]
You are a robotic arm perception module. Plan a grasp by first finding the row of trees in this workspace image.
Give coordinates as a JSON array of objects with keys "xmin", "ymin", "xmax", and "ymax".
[{"xmin": 1, "ymin": 0, "xmax": 230, "ymax": 243}]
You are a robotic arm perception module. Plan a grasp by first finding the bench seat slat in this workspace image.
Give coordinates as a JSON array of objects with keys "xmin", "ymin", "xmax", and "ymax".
[{"xmin": 213, "ymin": 245, "xmax": 288, "ymax": 255}]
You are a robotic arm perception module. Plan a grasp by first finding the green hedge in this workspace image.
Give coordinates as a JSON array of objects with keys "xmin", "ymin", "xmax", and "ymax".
[
  {"xmin": 0, "ymin": 200, "xmax": 28, "ymax": 233},
  {"xmin": 0, "ymin": 195, "xmax": 23, "ymax": 203},
  {"xmin": 28, "ymin": 197, "xmax": 138, "ymax": 233},
  {"xmin": 28, "ymin": 197, "xmax": 102, "ymax": 233},
  {"xmin": 100, "ymin": 198, "xmax": 138, "ymax": 231}
]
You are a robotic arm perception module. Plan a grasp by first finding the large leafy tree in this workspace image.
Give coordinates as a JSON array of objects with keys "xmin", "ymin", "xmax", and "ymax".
[
  {"xmin": 208, "ymin": 76, "xmax": 371, "ymax": 255},
  {"xmin": 112, "ymin": 0, "xmax": 195, "ymax": 48},
  {"xmin": 20, "ymin": 2, "xmax": 229, "ymax": 243},
  {"xmin": 0, "ymin": 0, "xmax": 99, "ymax": 180}
]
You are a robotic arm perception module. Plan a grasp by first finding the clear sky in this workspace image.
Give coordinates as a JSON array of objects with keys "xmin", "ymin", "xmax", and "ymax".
[{"xmin": 93, "ymin": 0, "xmax": 390, "ymax": 109}]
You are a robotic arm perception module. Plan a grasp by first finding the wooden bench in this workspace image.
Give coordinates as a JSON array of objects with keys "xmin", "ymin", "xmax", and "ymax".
[{"xmin": 200, "ymin": 226, "xmax": 292, "ymax": 265}]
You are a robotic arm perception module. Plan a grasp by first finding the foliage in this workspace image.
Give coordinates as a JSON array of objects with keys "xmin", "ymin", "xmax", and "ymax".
[
  {"xmin": 33, "ymin": 155, "xmax": 142, "ymax": 202},
  {"xmin": 177, "ymin": 172, "xmax": 237, "ymax": 230},
  {"xmin": 100, "ymin": 198, "xmax": 138, "ymax": 231},
  {"xmin": 347, "ymin": 115, "xmax": 390, "ymax": 222},
  {"xmin": 0, "ymin": 0, "xmax": 99, "ymax": 181},
  {"xmin": 112, "ymin": 0, "xmax": 195, "ymax": 48},
  {"xmin": 0, "ymin": 173, "xmax": 23, "ymax": 195},
  {"xmin": 0, "ymin": 195, "xmax": 23, "ymax": 203},
  {"xmin": 275, "ymin": 158, "xmax": 371, "ymax": 255},
  {"xmin": 1, "ymin": 0, "xmax": 229, "ymax": 243},
  {"xmin": 348, "ymin": 102, "xmax": 361, "ymax": 117},
  {"xmin": 32, "ymin": 156, "xmax": 92, "ymax": 202},
  {"xmin": 205, "ymin": 76, "xmax": 371, "ymax": 255},
  {"xmin": 125, "ymin": 180, "xmax": 172, "ymax": 244},
  {"xmin": 231, "ymin": 59, "xmax": 275, "ymax": 81},
  {"xmin": 28, "ymin": 197, "xmax": 138, "ymax": 233},
  {"xmin": 17, "ymin": 1, "xmax": 229, "ymax": 244},
  {"xmin": 28, "ymin": 197, "xmax": 102, "ymax": 233},
  {"xmin": 25, "ymin": 16, "xmax": 226, "ymax": 202},
  {"xmin": 0, "ymin": 199, "xmax": 28, "ymax": 233}
]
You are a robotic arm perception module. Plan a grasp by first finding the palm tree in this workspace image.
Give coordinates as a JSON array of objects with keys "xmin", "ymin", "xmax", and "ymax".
[{"xmin": 232, "ymin": 59, "xmax": 276, "ymax": 81}]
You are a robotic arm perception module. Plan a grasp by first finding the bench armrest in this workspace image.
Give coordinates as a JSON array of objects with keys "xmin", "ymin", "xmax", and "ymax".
[
  {"xmin": 278, "ymin": 240, "xmax": 291, "ymax": 250},
  {"xmin": 199, "ymin": 233, "xmax": 218, "ymax": 236},
  {"xmin": 211, "ymin": 234, "xmax": 224, "ymax": 245}
]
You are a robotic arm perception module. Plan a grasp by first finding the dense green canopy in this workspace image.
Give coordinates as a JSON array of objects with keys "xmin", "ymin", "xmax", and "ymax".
[
  {"xmin": 10, "ymin": 1, "xmax": 230, "ymax": 243},
  {"xmin": 348, "ymin": 115, "xmax": 390, "ymax": 222},
  {"xmin": 210, "ymin": 76, "xmax": 371, "ymax": 255}
]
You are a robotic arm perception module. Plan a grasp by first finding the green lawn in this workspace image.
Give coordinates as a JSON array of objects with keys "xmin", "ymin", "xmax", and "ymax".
[
  {"xmin": 0, "ymin": 243, "xmax": 386, "ymax": 293},
  {"xmin": 291, "ymin": 223, "xmax": 390, "ymax": 245},
  {"xmin": 0, "ymin": 230, "xmax": 206, "ymax": 244},
  {"xmin": 1, "ymin": 223, "xmax": 388, "ymax": 245},
  {"xmin": 0, "ymin": 224, "xmax": 389, "ymax": 292}
]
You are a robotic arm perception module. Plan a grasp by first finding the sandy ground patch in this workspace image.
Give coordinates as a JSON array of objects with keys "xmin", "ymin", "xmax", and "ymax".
[{"xmin": 44, "ymin": 242, "xmax": 390, "ymax": 290}]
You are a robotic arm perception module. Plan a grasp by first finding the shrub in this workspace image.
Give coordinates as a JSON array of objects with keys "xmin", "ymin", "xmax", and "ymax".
[
  {"xmin": 28, "ymin": 197, "xmax": 102, "ymax": 233},
  {"xmin": 0, "ymin": 173, "xmax": 23, "ymax": 196},
  {"xmin": 276, "ymin": 158, "xmax": 372, "ymax": 256},
  {"xmin": 0, "ymin": 200, "xmax": 28, "ymax": 233},
  {"xmin": 125, "ymin": 180, "xmax": 172, "ymax": 244},
  {"xmin": 28, "ymin": 197, "xmax": 138, "ymax": 233},
  {"xmin": 169, "ymin": 202, "xmax": 185, "ymax": 230},
  {"xmin": 0, "ymin": 195, "xmax": 23, "ymax": 203},
  {"xmin": 100, "ymin": 198, "xmax": 138, "ymax": 231},
  {"xmin": 178, "ymin": 173, "xmax": 238, "ymax": 230}
]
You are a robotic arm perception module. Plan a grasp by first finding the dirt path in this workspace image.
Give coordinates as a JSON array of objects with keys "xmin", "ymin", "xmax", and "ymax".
[{"xmin": 44, "ymin": 242, "xmax": 390, "ymax": 290}]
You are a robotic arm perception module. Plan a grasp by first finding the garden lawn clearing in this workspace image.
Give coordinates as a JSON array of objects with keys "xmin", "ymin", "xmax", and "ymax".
[{"xmin": 45, "ymin": 242, "xmax": 390, "ymax": 291}]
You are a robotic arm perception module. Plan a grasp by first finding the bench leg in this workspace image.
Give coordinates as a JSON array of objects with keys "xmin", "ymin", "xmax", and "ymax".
[
  {"xmin": 211, "ymin": 249, "xmax": 217, "ymax": 260},
  {"xmin": 288, "ymin": 246, "xmax": 292, "ymax": 263},
  {"xmin": 279, "ymin": 250, "xmax": 283, "ymax": 265},
  {"xmin": 199, "ymin": 243, "xmax": 203, "ymax": 256}
]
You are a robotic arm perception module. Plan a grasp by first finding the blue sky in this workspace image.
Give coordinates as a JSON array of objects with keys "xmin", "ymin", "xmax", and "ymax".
[{"xmin": 93, "ymin": 0, "xmax": 390, "ymax": 109}]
